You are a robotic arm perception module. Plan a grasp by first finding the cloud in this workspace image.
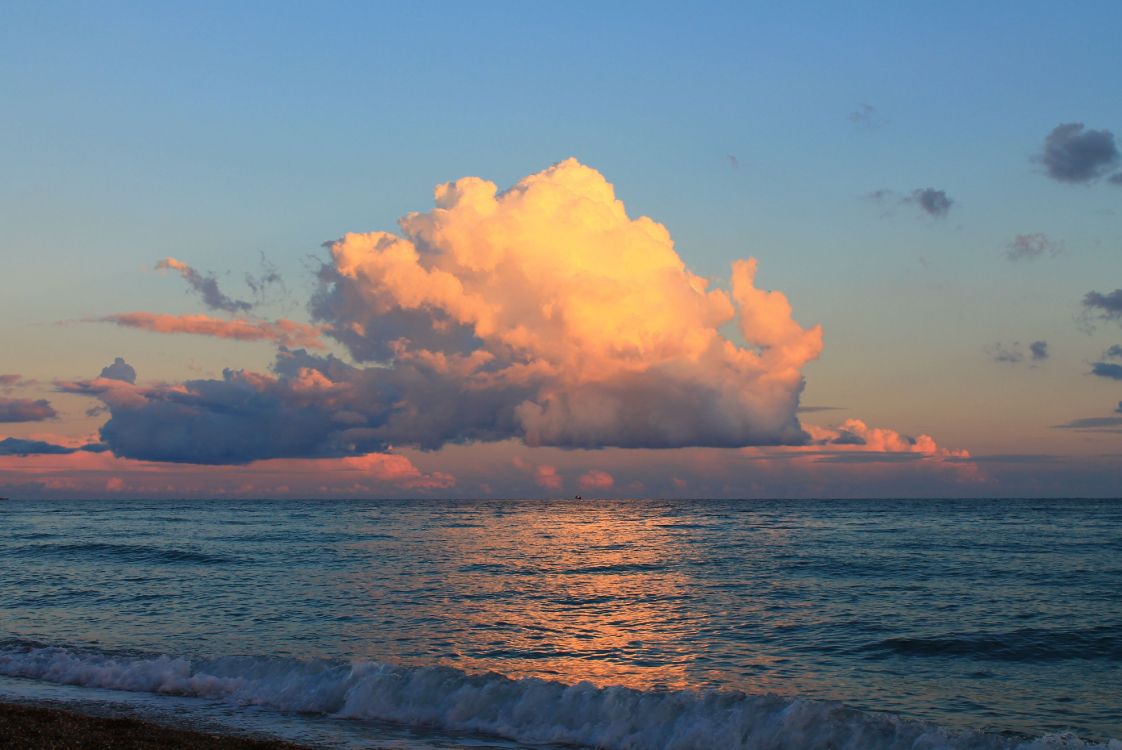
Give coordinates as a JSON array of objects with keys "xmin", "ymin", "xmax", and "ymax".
[
  {"xmin": 985, "ymin": 340, "xmax": 1047, "ymax": 364},
  {"xmin": 0, "ymin": 398, "xmax": 58, "ymax": 422},
  {"xmin": 987, "ymin": 343, "xmax": 1023, "ymax": 363},
  {"xmin": 1091, "ymin": 362, "xmax": 1122, "ymax": 380},
  {"xmin": 99, "ymin": 357, "xmax": 137, "ymax": 383},
  {"xmin": 156, "ymin": 257, "xmax": 253, "ymax": 313},
  {"xmin": 308, "ymin": 159, "xmax": 821, "ymax": 452},
  {"xmin": 848, "ymin": 103, "xmax": 884, "ymax": 128},
  {"xmin": 578, "ymin": 469, "xmax": 614, "ymax": 491},
  {"xmin": 1006, "ymin": 233, "xmax": 1061, "ymax": 261},
  {"xmin": 906, "ymin": 188, "xmax": 953, "ymax": 218},
  {"xmin": 535, "ymin": 464, "xmax": 562, "ymax": 490},
  {"xmin": 94, "ymin": 313, "xmax": 324, "ymax": 349},
  {"xmin": 0, "ymin": 375, "xmax": 21, "ymax": 389},
  {"xmin": 1104, "ymin": 345, "xmax": 1122, "ymax": 359},
  {"xmin": 1054, "ymin": 416, "xmax": 1122, "ymax": 429},
  {"xmin": 804, "ymin": 419, "xmax": 968, "ymax": 458},
  {"xmin": 868, "ymin": 188, "xmax": 953, "ymax": 219},
  {"xmin": 1038, "ymin": 123, "xmax": 1120, "ymax": 183},
  {"xmin": 1083, "ymin": 289, "xmax": 1122, "ymax": 323},
  {"xmin": 0, "ymin": 437, "xmax": 102, "ymax": 456}
]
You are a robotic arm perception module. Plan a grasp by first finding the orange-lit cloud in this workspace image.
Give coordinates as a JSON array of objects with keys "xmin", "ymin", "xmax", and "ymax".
[
  {"xmin": 803, "ymin": 419, "xmax": 969, "ymax": 458},
  {"xmin": 316, "ymin": 158, "xmax": 822, "ymax": 450},
  {"xmin": 94, "ymin": 313, "xmax": 324, "ymax": 349}
]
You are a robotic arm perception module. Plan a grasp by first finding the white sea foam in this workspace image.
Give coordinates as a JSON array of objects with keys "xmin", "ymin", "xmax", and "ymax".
[{"xmin": 0, "ymin": 642, "xmax": 1117, "ymax": 750}]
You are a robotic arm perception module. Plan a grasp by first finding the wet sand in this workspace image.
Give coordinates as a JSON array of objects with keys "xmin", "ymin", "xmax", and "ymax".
[{"xmin": 0, "ymin": 701, "xmax": 312, "ymax": 749}]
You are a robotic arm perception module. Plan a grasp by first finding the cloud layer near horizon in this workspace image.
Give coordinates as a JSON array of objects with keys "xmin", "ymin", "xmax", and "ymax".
[{"xmin": 70, "ymin": 160, "xmax": 828, "ymax": 463}]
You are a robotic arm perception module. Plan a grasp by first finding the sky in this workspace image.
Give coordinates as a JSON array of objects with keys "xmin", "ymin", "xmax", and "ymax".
[{"xmin": 1, "ymin": 1, "xmax": 1121, "ymax": 498}]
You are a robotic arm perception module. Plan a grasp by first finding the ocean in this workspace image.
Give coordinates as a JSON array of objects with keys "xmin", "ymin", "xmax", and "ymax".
[{"xmin": 0, "ymin": 498, "xmax": 1118, "ymax": 749}]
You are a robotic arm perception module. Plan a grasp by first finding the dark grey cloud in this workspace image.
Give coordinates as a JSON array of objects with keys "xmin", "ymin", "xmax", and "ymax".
[
  {"xmin": 1054, "ymin": 416, "xmax": 1122, "ymax": 429},
  {"xmin": 99, "ymin": 357, "xmax": 137, "ymax": 384},
  {"xmin": 870, "ymin": 188, "xmax": 953, "ymax": 219},
  {"xmin": 0, "ymin": 398, "xmax": 58, "ymax": 422},
  {"xmin": 1117, "ymin": 401, "xmax": 1122, "ymax": 414},
  {"xmin": 1006, "ymin": 233, "xmax": 1061, "ymax": 261},
  {"xmin": 1029, "ymin": 340, "xmax": 1049, "ymax": 361},
  {"xmin": 1105, "ymin": 345, "xmax": 1122, "ymax": 359},
  {"xmin": 1083, "ymin": 289, "xmax": 1122, "ymax": 323},
  {"xmin": 907, "ymin": 188, "xmax": 953, "ymax": 219},
  {"xmin": 1110, "ymin": 172, "xmax": 1122, "ymax": 186},
  {"xmin": 1091, "ymin": 362, "xmax": 1122, "ymax": 380},
  {"xmin": 156, "ymin": 258, "xmax": 253, "ymax": 314},
  {"xmin": 0, "ymin": 437, "xmax": 74, "ymax": 456},
  {"xmin": 1039, "ymin": 123, "xmax": 1120, "ymax": 183}
]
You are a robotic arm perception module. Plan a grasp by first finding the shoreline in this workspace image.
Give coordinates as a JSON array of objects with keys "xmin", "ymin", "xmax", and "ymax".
[{"xmin": 0, "ymin": 701, "xmax": 313, "ymax": 749}]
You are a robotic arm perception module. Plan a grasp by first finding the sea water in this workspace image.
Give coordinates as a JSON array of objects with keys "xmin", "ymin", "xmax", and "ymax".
[{"xmin": 0, "ymin": 498, "xmax": 1119, "ymax": 749}]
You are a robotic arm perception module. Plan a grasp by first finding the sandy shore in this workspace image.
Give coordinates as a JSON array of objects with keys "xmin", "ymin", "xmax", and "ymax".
[{"xmin": 0, "ymin": 701, "xmax": 313, "ymax": 749}]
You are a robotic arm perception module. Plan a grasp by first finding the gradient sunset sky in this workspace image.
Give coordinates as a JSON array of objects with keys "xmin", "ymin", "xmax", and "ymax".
[{"xmin": 2, "ymin": 2, "xmax": 1121, "ymax": 498}]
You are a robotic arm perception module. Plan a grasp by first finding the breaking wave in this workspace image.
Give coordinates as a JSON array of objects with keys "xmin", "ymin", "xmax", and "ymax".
[{"xmin": 0, "ymin": 641, "xmax": 1117, "ymax": 750}]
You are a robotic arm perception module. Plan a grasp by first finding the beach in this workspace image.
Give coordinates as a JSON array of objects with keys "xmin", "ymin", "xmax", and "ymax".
[{"xmin": 0, "ymin": 701, "xmax": 308, "ymax": 750}]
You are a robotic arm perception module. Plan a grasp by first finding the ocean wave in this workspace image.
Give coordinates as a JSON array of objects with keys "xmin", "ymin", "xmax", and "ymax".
[
  {"xmin": 1, "ymin": 542, "xmax": 239, "ymax": 566},
  {"xmin": 860, "ymin": 627, "xmax": 1122, "ymax": 662},
  {"xmin": 0, "ymin": 641, "xmax": 1117, "ymax": 750}
]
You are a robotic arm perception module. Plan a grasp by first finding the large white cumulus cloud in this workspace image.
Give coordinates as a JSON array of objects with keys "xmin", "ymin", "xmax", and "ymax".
[{"xmin": 313, "ymin": 158, "xmax": 822, "ymax": 450}]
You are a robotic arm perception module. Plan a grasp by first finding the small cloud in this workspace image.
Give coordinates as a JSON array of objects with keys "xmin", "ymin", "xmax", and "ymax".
[
  {"xmin": 1006, "ymin": 233, "xmax": 1061, "ymax": 261},
  {"xmin": 157, "ymin": 257, "xmax": 253, "ymax": 314},
  {"xmin": 870, "ymin": 188, "xmax": 954, "ymax": 219},
  {"xmin": 0, "ymin": 398, "xmax": 58, "ymax": 423},
  {"xmin": 1091, "ymin": 362, "xmax": 1122, "ymax": 380},
  {"xmin": 1038, "ymin": 123, "xmax": 1120, "ymax": 184},
  {"xmin": 985, "ymin": 340, "xmax": 1048, "ymax": 365},
  {"xmin": 1083, "ymin": 289, "xmax": 1122, "ymax": 325},
  {"xmin": 796, "ymin": 405, "xmax": 845, "ymax": 413},
  {"xmin": 99, "ymin": 357, "xmax": 137, "ymax": 384},
  {"xmin": 0, "ymin": 437, "xmax": 76, "ymax": 456},
  {"xmin": 727, "ymin": 154, "xmax": 739, "ymax": 170},
  {"xmin": 578, "ymin": 470, "xmax": 614, "ymax": 491},
  {"xmin": 848, "ymin": 103, "xmax": 885, "ymax": 128},
  {"xmin": 534, "ymin": 464, "xmax": 562, "ymax": 490},
  {"xmin": 1104, "ymin": 345, "xmax": 1122, "ymax": 359},
  {"xmin": 987, "ymin": 343, "xmax": 1023, "ymax": 363},
  {"xmin": 907, "ymin": 188, "xmax": 953, "ymax": 219}
]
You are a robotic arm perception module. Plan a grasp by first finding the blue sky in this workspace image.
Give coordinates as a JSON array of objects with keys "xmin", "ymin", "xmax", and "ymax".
[{"xmin": 2, "ymin": 2, "xmax": 1121, "ymax": 497}]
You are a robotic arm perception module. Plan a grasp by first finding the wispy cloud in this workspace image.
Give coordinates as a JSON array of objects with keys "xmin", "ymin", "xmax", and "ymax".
[
  {"xmin": 156, "ymin": 258, "xmax": 253, "ymax": 313},
  {"xmin": 1006, "ymin": 233, "xmax": 1061, "ymax": 261},
  {"xmin": 93, "ymin": 313, "xmax": 324, "ymax": 349}
]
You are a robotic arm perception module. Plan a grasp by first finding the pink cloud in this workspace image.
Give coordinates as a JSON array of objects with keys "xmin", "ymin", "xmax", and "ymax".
[
  {"xmin": 94, "ymin": 312, "xmax": 324, "ymax": 349},
  {"xmin": 578, "ymin": 469, "xmax": 614, "ymax": 491}
]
